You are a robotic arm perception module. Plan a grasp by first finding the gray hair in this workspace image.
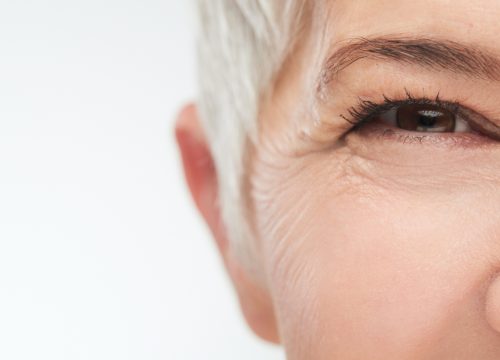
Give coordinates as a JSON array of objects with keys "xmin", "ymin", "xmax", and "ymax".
[{"xmin": 196, "ymin": 1, "xmax": 306, "ymax": 274}]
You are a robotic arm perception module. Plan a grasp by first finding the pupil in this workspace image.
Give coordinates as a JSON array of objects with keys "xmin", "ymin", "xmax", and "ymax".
[{"xmin": 418, "ymin": 110, "xmax": 440, "ymax": 128}]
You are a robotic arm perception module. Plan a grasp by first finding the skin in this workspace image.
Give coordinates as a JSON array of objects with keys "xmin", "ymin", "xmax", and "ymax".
[{"xmin": 176, "ymin": 1, "xmax": 500, "ymax": 358}]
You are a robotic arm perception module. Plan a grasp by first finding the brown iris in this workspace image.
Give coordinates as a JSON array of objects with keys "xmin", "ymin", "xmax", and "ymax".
[{"xmin": 396, "ymin": 104, "xmax": 455, "ymax": 132}]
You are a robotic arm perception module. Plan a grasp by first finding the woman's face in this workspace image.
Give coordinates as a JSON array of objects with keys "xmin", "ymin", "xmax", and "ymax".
[{"xmin": 250, "ymin": 0, "xmax": 500, "ymax": 358}]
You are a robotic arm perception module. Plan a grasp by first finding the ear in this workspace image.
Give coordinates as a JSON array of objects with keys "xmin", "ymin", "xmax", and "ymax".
[{"xmin": 174, "ymin": 104, "xmax": 280, "ymax": 344}]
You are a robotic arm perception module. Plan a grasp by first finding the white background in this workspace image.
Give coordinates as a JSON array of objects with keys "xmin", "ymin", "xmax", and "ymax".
[{"xmin": 0, "ymin": 1, "xmax": 284, "ymax": 359}]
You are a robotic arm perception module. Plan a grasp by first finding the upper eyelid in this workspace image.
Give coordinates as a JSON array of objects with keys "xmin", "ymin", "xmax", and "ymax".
[{"xmin": 364, "ymin": 91, "xmax": 460, "ymax": 117}]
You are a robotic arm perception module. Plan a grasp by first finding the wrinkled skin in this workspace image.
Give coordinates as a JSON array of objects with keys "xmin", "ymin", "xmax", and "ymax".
[
  {"xmin": 251, "ymin": 1, "xmax": 500, "ymax": 358},
  {"xmin": 177, "ymin": 1, "xmax": 500, "ymax": 359}
]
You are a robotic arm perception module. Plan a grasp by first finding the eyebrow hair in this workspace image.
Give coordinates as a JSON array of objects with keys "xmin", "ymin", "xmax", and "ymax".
[{"xmin": 318, "ymin": 36, "xmax": 500, "ymax": 91}]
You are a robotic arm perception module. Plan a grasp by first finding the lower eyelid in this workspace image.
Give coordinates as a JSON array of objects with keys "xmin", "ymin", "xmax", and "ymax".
[{"xmin": 355, "ymin": 120, "xmax": 497, "ymax": 149}]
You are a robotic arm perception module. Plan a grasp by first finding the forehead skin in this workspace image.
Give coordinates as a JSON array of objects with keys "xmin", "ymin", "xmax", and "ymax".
[
  {"xmin": 328, "ymin": 0, "xmax": 496, "ymax": 42},
  {"xmin": 250, "ymin": 1, "xmax": 500, "ymax": 360}
]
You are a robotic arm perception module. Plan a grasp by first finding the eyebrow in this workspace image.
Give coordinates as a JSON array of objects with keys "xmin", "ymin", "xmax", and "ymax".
[{"xmin": 318, "ymin": 36, "xmax": 500, "ymax": 91}]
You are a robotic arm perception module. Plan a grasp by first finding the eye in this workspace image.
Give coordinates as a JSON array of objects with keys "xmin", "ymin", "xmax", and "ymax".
[
  {"xmin": 377, "ymin": 104, "xmax": 470, "ymax": 133},
  {"xmin": 342, "ymin": 93, "xmax": 500, "ymax": 143}
]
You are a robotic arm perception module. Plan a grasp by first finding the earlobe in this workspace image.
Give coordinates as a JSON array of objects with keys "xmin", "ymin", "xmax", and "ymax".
[
  {"xmin": 174, "ymin": 103, "xmax": 280, "ymax": 344},
  {"xmin": 226, "ymin": 255, "xmax": 281, "ymax": 344}
]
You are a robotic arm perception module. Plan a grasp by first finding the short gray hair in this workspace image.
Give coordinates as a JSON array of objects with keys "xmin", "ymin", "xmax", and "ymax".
[{"xmin": 196, "ymin": 1, "xmax": 306, "ymax": 273}]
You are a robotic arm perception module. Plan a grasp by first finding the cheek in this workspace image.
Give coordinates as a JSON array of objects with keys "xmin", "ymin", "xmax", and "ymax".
[
  {"xmin": 251, "ymin": 145, "xmax": 500, "ymax": 359},
  {"xmin": 310, "ymin": 194, "xmax": 496, "ymax": 358}
]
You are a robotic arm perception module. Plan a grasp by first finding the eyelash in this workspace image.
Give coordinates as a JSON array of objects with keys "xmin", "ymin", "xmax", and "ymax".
[{"xmin": 341, "ymin": 90, "xmax": 461, "ymax": 133}]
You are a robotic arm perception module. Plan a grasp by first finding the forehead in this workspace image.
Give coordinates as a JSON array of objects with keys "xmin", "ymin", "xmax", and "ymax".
[{"xmin": 323, "ymin": 0, "xmax": 499, "ymax": 46}]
